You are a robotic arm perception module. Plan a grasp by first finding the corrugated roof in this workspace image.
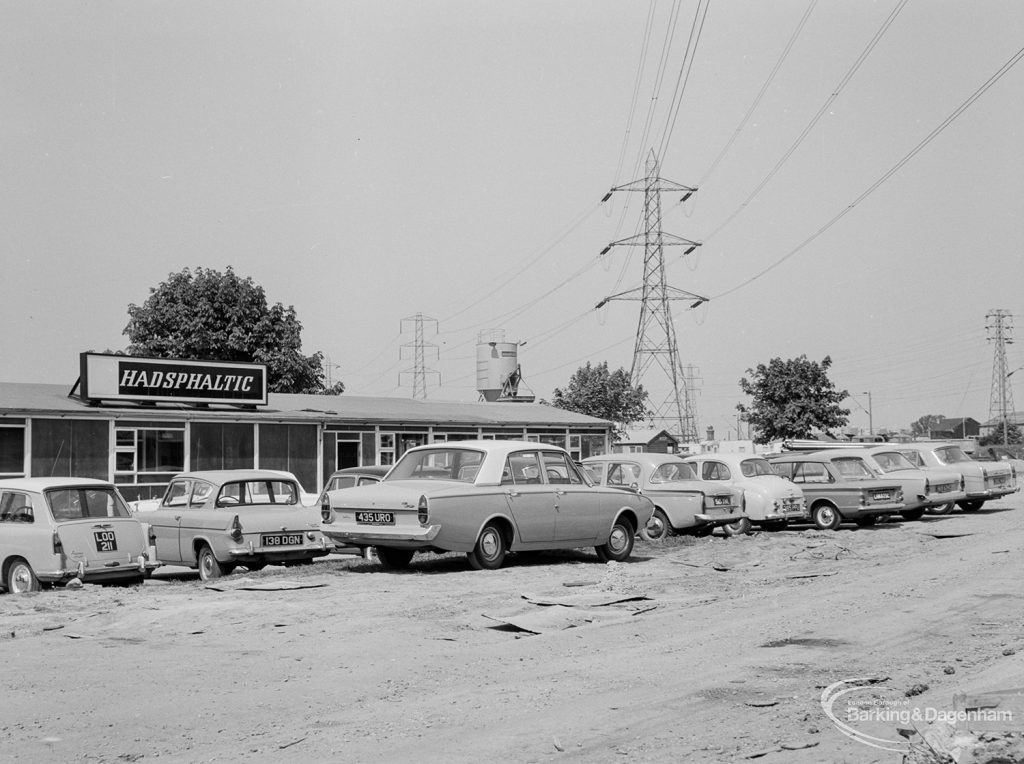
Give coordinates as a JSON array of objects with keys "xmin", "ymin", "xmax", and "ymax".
[{"xmin": 0, "ymin": 382, "xmax": 611, "ymax": 428}]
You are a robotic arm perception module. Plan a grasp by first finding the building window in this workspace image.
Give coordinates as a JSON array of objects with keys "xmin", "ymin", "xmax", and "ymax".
[
  {"xmin": 379, "ymin": 433, "xmax": 395, "ymax": 465},
  {"xmin": 114, "ymin": 427, "xmax": 185, "ymax": 484},
  {"xmin": 0, "ymin": 426, "xmax": 26, "ymax": 477}
]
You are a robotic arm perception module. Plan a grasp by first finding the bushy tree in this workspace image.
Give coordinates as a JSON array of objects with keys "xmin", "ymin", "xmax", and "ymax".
[
  {"xmin": 550, "ymin": 362, "xmax": 649, "ymax": 438},
  {"xmin": 124, "ymin": 266, "xmax": 344, "ymax": 395},
  {"xmin": 910, "ymin": 414, "xmax": 946, "ymax": 438},
  {"xmin": 978, "ymin": 423, "xmax": 1024, "ymax": 447},
  {"xmin": 737, "ymin": 355, "xmax": 849, "ymax": 444}
]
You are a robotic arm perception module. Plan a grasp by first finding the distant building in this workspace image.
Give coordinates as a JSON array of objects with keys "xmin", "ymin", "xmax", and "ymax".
[
  {"xmin": 929, "ymin": 417, "xmax": 980, "ymax": 440},
  {"xmin": 613, "ymin": 428, "xmax": 683, "ymax": 454}
]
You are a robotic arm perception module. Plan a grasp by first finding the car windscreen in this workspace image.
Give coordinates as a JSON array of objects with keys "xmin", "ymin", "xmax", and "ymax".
[
  {"xmin": 46, "ymin": 487, "xmax": 133, "ymax": 520},
  {"xmin": 740, "ymin": 458, "xmax": 776, "ymax": 477},
  {"xmin": 651, "ymin": 461, "xmax": 698, "ymax": 483},
  {"xmin": 831, "ymin": 458, "xmax": 875, "ymax": 479},
  {"xmin": 934, "ymin": 446, "xmax": 971, "ymax": 464},
  {"xmin": 872, "ymin": 451, "xmax": 916, "ymax": 472},
  {"xmin": 216, "ymin": 480, "xmax": 298, "ymax": 506},
  {"xmin": 386, "ymin": 448, "xmax": 485, "ymax": 482}
]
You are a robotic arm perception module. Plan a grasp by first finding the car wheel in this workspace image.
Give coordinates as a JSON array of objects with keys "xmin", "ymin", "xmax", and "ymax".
[
  {"xmin": 596, "ymin": 518, "xmax": 635, "ymax": 562},
  {"xmin": 467, "ymin": 524, "xmax": 507, "ymax": 571},
  {"xmin": 927, "ymin": 502, "xmax": 955, "ymax": 515},
  {"xmin": 900, "ymin": 509, "xmax": 926, "ymax": 521},
  {"xmin": 197, "ymin": 545, "xmax": 227, "ymax": 581},
  {"xmin": 375, "ymin": 547, "xmax": 415, "ymax": 570},
  {"xmin": 640, "ymin": 509, "xmax": 671, "ymax": 542},
  {"xmin": 855, "ymin": 515, "xmax": 878, "ymax": 528},
  {"xmin": 958, "ymin": 500, "xmax": 984, "ymax": 512},
  {"xmin": 812, "ymin": 503, "xmax": 842, "ymax": 531},
  {"xmin": 722, "ymin": 516, "xmax": 752, "ymax": 536},
  {"xmin": 6, "ymin": 558, "xmax": 41, "ymax": 594}
]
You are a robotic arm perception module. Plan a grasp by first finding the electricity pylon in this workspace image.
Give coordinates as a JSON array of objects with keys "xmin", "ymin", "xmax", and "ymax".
[
  {"xmin": 597, "ymin": 151, "xmax": 707, "ymax": 442},
  {"xmin": 987, "ymin": 309, "xmax": 1014, "ymax": 444},
  {"xmin": 399, "ymin": 313, "xmax": 439, "ymax": 400}
]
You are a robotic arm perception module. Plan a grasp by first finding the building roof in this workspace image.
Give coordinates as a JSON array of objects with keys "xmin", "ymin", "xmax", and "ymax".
[
  {"xmin": 618, "ymin": 428, "xmax": 678, "ymax": 445},
  {"xmin": 0, "ymin": 382, "xmax": 611, "ymax": 429}
]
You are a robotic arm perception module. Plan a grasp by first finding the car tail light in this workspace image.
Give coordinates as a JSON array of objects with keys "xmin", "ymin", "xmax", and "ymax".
[
  {"xmin": 320, "ymin": 496, "xmax": 332, "ymax": 524},
  {"xmin": 52, "ymin": 530, "xmax": 64, "ymax": 555},
  {"xmin": 417, "ymin": 495, "xmax": 429, "ymax": 525},
  {"xmin": 229, "ymin": 515, "xmax": 243, "ymax": 542}
]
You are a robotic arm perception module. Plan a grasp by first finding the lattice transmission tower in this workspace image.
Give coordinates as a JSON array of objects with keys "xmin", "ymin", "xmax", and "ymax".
[
  {"xmin": 597, "ymin": 151, "xmax": 707, "ymax": 441},
  {"xmin": 987, "ymin": 309, "xmax": 1014, "ymax": 442},
  {"xmin": 399, "ymin": 313, "xmax": 439, "ymax": 400}
]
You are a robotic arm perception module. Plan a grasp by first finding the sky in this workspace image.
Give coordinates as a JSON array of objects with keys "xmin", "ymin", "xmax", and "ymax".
[{"xmin": 1, "ymin": 1, "xmax": 1023, "ymax": 439}]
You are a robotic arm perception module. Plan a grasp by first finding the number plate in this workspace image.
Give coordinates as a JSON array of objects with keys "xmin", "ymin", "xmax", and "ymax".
[
  {"xmin": 94, "ymin": 530, "xmax": 117, "ymax": 552},
  {"xmin": 712, "ymin": 496, "xmax": 731, "ymax": 506},
  {"xmin": 873, "ymin": 492, "xmax": 891, "ymax": 501},
  {"xmin": 356, "ymin": 511, "xmax": 395, "ymax": 525},
  {"xmin": 261, "ymin": 534, "xmax": 303, "ymax": 547}
]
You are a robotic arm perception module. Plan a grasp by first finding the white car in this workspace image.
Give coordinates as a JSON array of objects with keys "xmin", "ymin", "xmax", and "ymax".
[
  {"xmin": 896, "ymin": 442, "xmax": 1017, "ymax": 513},
  {"xmin": 681, "ymin": 453, "xmax": 807, "ymax": 533},
  {"xmin": 839, "ymin": 446, "xmax": 965, "ymax": 520}
]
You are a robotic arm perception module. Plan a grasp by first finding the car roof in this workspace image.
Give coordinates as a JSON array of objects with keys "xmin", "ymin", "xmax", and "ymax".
[
  {"xmin": 329, "ymin": 466, "xmax": 391, "ymax": 477},
  {"xmin": 171, "ymin": 469, "xmax": 301, "ymax": 485},
  {"xmin": 682, "ymin": 453, "xmax": 770, "ymax": 463},
  {"xmin": 583, "ymin": 453, "xmax": 685, "ymax": 465},
  {"xmin": 0, "ymin": 477, "xmax": 116, "ymax": 492},
  {"xmin": 404, "ymin": 439, "xmax": 571, "ymax": 458}
]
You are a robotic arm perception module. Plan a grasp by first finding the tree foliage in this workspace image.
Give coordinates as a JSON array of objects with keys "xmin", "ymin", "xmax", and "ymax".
[
  {"xmin": 910, "ymin": 414, "xmax": 946, "ymax": 438},
  {"xmin": 736, "ymin": 355, "xmax": 849, "ymax": 444},
  {"xmin": 123, "ymin": 266, "xmax": 343, "ymax": 395},
  {"xmin": 978, "ymin": 423, "xmax": 1024, "ymax": 446},
  {"xmin": 550, "ymin": 362, "xmax": 649, "ymax": 438}
]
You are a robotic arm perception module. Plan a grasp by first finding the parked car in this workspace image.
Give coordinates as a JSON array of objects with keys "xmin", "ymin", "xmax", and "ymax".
[
  {"xmin": 972, "ymin": 445, "xmax": 1024, "ymax": 478},
  {"xmin": 317, "ymin": 466, "xmax": 391, "ymax": 501},
  {"xmin": 680, "ymin": 453, "xmax": 807, "ymax": 533},
  {"xmin": 582, "ymin": 453, "xmax": 744, "ymax": 540},
  {"xmin": 135, "ymin": 470, "xmax": 333, "ymax": 580},
  {"xmin": 0, "ymin": 477, "xmax": 159, "ymax": 593},
  {"xmin": 836, "ymin": 446, "xmax": 965, "ymax": 520},
  {"xmin": 895, "ymin": 442, "xmax": 1018, "ymax": 513},
  {"xmin": 320, "ymin": 441, "xmax": 654, "ymax": 570},
  {"xmin": 768, "ymin": 454, "xmax": 904, "ymax": 530}
]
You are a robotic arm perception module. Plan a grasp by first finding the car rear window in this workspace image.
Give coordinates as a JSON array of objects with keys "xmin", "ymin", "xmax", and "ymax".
[
  {"xmin": 46, "ymin": 487, "xmax": 132, "ymax": 520},
  {"xmin": 216, "ymin": 480, "xmax": 298, "ymax": 506}
]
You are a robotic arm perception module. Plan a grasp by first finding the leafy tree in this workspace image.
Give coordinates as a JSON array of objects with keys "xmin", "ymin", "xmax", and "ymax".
[
  {"xmin": 549, "ymin": 362, "xmax": 649, "ymax": 438},
  {"xmin": 124, "ymin": 266, "xmax": 344, "ymax": 395},
  {"xmin": 978, "ymin": 423, "xmax": 1024, "ymax": 446},
  {"xmin": 910, "ymin": 414, "xmax": 946, "ymax": 438},
  {"xmin": 736, "ymin": 355, "xmax": 849, "ymax": 444}
]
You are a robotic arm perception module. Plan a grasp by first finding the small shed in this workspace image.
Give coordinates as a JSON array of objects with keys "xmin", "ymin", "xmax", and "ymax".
[{"xmin": 612, "ymin": 428, "xmax": 681, "ymax": 454}]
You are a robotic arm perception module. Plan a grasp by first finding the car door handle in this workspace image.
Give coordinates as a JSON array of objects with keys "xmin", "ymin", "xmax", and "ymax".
[
  {"xmin": 506, "ymin": 490, "xmax": 519, "ymax": 497},
  {"xmin": 174, "ymin": 515, "xmax": 181, "ymax": 521},
  {"xmin": 554, "ymin": 489, "xmax": 566, "ymax": 496}
]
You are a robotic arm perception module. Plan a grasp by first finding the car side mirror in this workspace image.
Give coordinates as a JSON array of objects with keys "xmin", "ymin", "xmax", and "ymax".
[{"xmin": 629, "ymin": 481, "xmax": 640, "ymax": 493}]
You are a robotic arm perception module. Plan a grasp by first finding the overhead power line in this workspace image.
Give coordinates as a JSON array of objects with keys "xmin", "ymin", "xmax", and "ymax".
[{"xmin": 713, "ymin": 42, "xmax": 1024, "ymax": 301}]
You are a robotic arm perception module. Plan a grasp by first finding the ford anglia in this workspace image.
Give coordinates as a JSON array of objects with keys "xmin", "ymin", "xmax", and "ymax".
[
  {"xmin": 582, "ymin": 453, "xmax": 745, "ymax": 539},
  {"xmin": 0, "ymin": 477, "xmax": 159, "ymax": 593},
  {"xmin": 137, "ymin": 470, "xmax": 332, "ymax": 580},
  {"xmin": 320, "ymin": 441, "xmax": 654, "ymax": 570}
]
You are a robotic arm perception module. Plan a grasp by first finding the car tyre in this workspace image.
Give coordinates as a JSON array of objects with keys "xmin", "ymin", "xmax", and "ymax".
[
  {"xmin": 467, "ymin": 524, "xmax": 507, "ymax": 571},
  {"xmin": 375, "ymin": 547, "xmax": 414, "ymax": 570},
  {"xmin": 596, "ymin": 518, "xmax": 635, "ymax": 562},
  {"xmin": 6, "ymin": 558, "xmax": 41, "ymax": 594},
  {"xmin": 927, "ymin": 502, "xmax": 955, "ymax": 515},
  {"xmin": 958, "ymin": 500, "xmax": 984, "ymax": 512},
  {"xmin": 900, "ymin": 509, "xmax": 926, "ymax": 521},
  {"xmin": 812, "ymin": 503, "xmax": 842, "ymax": 531},
  {"xmin": 640, "ymin": 509, "xmax": 671, "ymax": 542},
  {"xmin": 197, "ymin": 545, "xmax": 227, "ymax": 581},
  {"xmin": 722, "ymin": 516, "xmax": 752, "ymax": 536}
]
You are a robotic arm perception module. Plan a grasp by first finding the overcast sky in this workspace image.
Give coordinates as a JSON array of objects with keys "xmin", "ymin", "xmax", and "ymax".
[{"xmin": 2, "ymin": 1, "xmax": 1022, "ymax": 438}]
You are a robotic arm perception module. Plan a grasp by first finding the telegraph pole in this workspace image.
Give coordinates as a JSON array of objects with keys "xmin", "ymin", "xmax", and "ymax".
[
  {"xmin": 597, "ymin": 151, "xmax": 706, "ymax": 442},
  {"xmin": 399, "ymin": 313, "xmax": 439, "ymax": 400},
  {"xmin": 987, "ymin": 309, "xmax": 1014, "ymax": 445}
]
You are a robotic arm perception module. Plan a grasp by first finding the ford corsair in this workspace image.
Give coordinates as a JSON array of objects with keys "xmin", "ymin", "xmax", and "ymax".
[
  {"xmin": 137, "ymin": 470, "xmax": 332, "ymax": 580},
  {"xmin": 582, "ymin": 453, "xmax": 745, "ymax": 540},
  {"xmin": 0, "ymin": 478, "xmax": 158, "ymax": 593},
  {"xmin": 320, "ymin": 441, "xmax": 654, "ymax": 570}
]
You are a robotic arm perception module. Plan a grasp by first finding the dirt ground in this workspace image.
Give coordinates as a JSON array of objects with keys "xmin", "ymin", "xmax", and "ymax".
[{"xmin": 3, "ymin": 493, "xmax": 1024, "ymax": 764}]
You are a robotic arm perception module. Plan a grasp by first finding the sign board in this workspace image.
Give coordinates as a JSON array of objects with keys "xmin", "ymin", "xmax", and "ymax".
[{"xmin": 80, "ymin": 353, "xmax": 268, "ymax": 406}]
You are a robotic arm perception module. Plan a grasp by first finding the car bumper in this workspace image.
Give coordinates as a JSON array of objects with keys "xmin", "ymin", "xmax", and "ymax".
[
  {"xmin": 37, "ymin": 555, "xmax": 158, "ymax": 584},
  {"xmin": 226, "ymin": 537, "xmax": 334, "ymax": 560},
  {"xmin": 846, "ymin": 502, "xmax": 904, "ymax": 518},
  {"xmin": 321, "ymin": 524, "xmax": 441, "ymax": 547},
  {"xmin": 694, "ymin": 512, "xmax": 744, "ymax": 527}
]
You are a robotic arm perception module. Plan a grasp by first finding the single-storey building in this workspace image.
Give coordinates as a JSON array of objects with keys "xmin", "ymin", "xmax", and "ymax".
[{"xmin": 0, "ymin": 354, "xmax": 614, "ymax": 502}]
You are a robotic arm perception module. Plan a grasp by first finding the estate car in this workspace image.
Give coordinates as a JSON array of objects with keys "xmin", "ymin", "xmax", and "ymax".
[
  {"xmin": 582, "ymin": 453, "xmax": 744, "ymax": 540},
  {"xmin": 320, "ymin": 441, "xmax": 654, "ymax": 570},
  {"xmin": 136, "ymin": 470, "xmax": 332, "ymax": 580},
  {"xmin": 1, "ymin": 477, "xmax": 159, "ymax": 593}
]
